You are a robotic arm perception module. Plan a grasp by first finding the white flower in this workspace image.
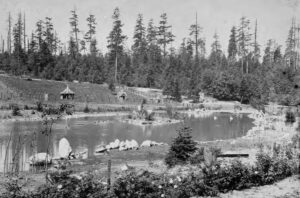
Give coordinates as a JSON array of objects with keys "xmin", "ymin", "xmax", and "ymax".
[
  {"xmin": 151, "ymin": 181, "xmax": 155, "ymax": 185},
  {"xmin": 254, "ymin": 171, "xmax": 259, "ymax": 174},
  {"xmin": 169, "ymin": 178, "xmax": 173, "ymax": 184},
  {"xmin": 176, "ymin": 176, "xmax": 182, "ymax": 182},
  {"xmin": 158, "ymin": 185, "xmax": 162, "ymax": 189},
  {"xmin": 174, "ymin": 185, "xmax": 178, "ymax": 189},
  {"xmin": 161, "ymin": 194, "xmax": 165, "ymax": 197},
  {"xmin": 57, "ymin": 184, "xmax": 62, "ymax": 189}
]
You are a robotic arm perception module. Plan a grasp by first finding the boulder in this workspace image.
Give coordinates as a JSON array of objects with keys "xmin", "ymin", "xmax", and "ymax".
[
  {"xmin": 130, "ymin": 139, "xmax": 139, "ymax": 150},
  {"xmin": 58, "ymin": 138, "xmax": 72, "ymax": 158},
  {"xmin": 95, "ymin": 146, "xmax": 107, "ymax": 153},
  {"xmin": 28, "ymin": 153, "xmax": 51, "ymax": 165},
  {"xmin": 141, "ymin": 140, "xmax": 152, "ymax": 147}
]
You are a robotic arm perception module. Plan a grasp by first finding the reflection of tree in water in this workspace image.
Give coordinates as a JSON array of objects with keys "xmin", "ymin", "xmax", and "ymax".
[
  {"xmin": 141, "ymin": 125, "xmax": 153, "ymax": 138},
  {"xmin": 3, "ymin": 122, "xmax": 30, "ymax": 174}
]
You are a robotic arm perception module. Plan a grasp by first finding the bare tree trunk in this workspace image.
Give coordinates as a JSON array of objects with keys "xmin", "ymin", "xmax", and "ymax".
[{"xmin": 7, "ymin": 12, "xmax": 12, "ymax": 54}]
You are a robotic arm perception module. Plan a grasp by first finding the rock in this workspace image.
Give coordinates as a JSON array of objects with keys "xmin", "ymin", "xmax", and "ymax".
[
  {"xmin": 141, "ymin": 140, "xmax": 152, "ymax": 147},
  {"xmin": 130, "ymin": 139, "xmax": 139, "ymax": 149},
  {"xmin": 151, "ymin": 141, "xmax": 159, "ymax": 146},
  {"xmin": 58, "ymin": 138, "xmax": 72, "ymax": 158},
  {"xmin": 119, "ymin": 146, "xmax": 127, "ymax": 151},
  {"xmin": 28, "ymin": 153, "xmax": 51, "ymax": 165},
  {"xmin": 95, "ymin": 146, "xmax": 107, "ymax": 153}
]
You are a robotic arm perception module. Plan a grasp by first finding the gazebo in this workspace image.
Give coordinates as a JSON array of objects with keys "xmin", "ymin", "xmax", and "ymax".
[{"xmin": 60, "ymin": 85, "xmax": 75, "ymax": 100}]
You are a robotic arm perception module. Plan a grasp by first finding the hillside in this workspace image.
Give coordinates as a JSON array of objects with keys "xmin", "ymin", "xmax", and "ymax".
[{"xmin": 0, "ymin": 75, "xmax": 145, "ymax": 105}]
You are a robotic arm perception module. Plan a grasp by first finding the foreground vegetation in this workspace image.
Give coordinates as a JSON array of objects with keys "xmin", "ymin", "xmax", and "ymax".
[{"xmin": 2, "ymin": 125, "xmax": 299, "ymax": 198}]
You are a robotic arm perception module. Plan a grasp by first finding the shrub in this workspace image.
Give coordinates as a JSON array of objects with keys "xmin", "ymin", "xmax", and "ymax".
[
  {"xmin": 165, "ymin": 126, "xmax": 197, "ymax": 167},
  {"xmin": 11, "ymin": 104, "xmax": 21, "ymax": 116},
  {"xmin": 108, "ymin": 81, "xmax": 115, "ymax": 92},
  {"xmin": 24, "ymin": 105, "xmax": 29, "ymax": 110},
  {"xmin": 113, "ymin": 171, "xmax": 160, "ymax": 198},
  {"xmin": 285, "ymin": 111, "xmax": 296, "ymax": 123},
  {"xmin": 189, "ymin": 147, "xmax": 205, "ymax": 164},
  {"xmin": 36, "ymin": 101, "xmax": 43, "ymax": 112},
  {"xmin": 144, "ymin": 111, "xmax": 155, "ymax": 121},
  {"xmin": 83, "ymin": 104, "xmax": 90, "ymax": 113}
]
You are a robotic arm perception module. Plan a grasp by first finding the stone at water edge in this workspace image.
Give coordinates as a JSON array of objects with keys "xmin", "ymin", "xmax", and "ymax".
[
  {"xmin": 28, "ymin": 153, "xmax": 52, "ymax": 165},
  {"xmin": 95, "ymin": 146, "xmax": 107, "ymax": 153},
  {"xmin": 130, "ymin": 139, "xmax": 139, "ymax": 149},
  {"xmin": 141, "ymin": 140, "xmax": 152, "ymax": 147},
  {"xmin": 58, "ymin": 138, "xmax": 72, "ymax": 158}
]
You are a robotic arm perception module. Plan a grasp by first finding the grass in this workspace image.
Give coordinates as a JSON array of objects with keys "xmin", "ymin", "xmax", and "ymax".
[{"xmin": 0, "ymin": 76, "xmax": 145, "ymax": 105}]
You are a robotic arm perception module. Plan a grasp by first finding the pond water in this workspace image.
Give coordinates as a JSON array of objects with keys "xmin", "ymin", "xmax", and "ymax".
[{"xmin": 0, "ymin": 112, "xmax": 254, "ymax": 172}]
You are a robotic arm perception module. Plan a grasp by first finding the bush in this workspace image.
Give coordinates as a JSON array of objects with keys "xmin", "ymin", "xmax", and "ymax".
[
  {"xmin": 144, "ymin": 111, "xmax": 155, "ymax": 121},
  {"xmin": 165, "ymin": 126, "xmax": 197, "ymax": 167},
  {"xmin": 108, "ymin": 81, "xmax": 115, "ymax": 92},
  {"xmin": 285, "ymin": 111, "xmax": 296, "ymax": 123},
  {"xmin": 83, "ymin": 104, "xmax": 90, "ymax": 113},
  {"xmin": 11, "ymin": 104, "xmax": 21, "ymax": 116},
  {"xmin": 36, "ymin": 101, "xmax": 43, "ymax": 112},
  {"xmin": 189, "ymin": 147, "xmax": 205, "ymax": 164}
]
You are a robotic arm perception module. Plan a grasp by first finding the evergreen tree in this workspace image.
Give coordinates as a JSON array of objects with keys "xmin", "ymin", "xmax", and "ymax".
[
  {"xmin": 69, "ymin": 9, "xmax": 80, "ymax": 54},
  {"xmin": 132, "ymin": 14, "xmax": 147, "ymax": 86},
  {"xmin": 157, "ymin": 13, "xmax": 174, "ymax": 58},
  {"xmin": 146, "ymin": 19, "xmax": 157, "ymax": 44},
  {"xmin": 253, "ymin": 20, "xmax": 260, "ymax": 61},
  {"xmin": 237, "ymin": 16, "xmax": 252, "ymax": 74},
  {"xmin": 228, "ymin": 26, "xmax": 237, "ymax": 60},
  {"xmin": 107, "ymin": 7, "xmax": 127, "ymax": 83},
  {"xmin": 285, "ymin": 19, "xmax": 297, "ymax": 69},
  {"xmin": 84, "ymin": 14, "xmax": 97, "ymax": 54},
  {"xmin": 165, "ymin": 126, "xmax": 197, "ymax": 167}
]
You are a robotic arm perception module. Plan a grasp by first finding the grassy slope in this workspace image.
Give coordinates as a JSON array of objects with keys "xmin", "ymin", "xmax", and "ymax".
[{"xmin": 0, "ymin": 75, "xmax": 144, "ymax": 105}]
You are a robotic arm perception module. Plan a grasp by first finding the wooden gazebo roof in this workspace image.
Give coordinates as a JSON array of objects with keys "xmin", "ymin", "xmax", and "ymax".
[{"xmin": 60, "ymin": 85, "xmax": 74, "ymax": 95}]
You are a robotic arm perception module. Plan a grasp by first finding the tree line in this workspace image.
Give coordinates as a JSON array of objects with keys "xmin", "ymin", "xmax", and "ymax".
[{"xmin": 0, "ymin": 7, "xmax": 299, "ymax": 106}]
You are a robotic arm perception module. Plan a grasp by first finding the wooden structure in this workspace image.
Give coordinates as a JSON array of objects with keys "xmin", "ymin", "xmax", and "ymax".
[{"xmin": 60, "ymin": 85, "xmax": 75, "ymax": 100}]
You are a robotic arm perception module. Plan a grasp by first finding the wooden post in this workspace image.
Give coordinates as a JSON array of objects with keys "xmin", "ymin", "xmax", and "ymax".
[{"xmin": 107, "ymin": 156, "xmax": 111, "ymax": 190}]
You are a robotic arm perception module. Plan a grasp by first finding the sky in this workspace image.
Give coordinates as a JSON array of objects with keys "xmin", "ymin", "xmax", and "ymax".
[{"xmin": 0, "ymin": 0, "xmax": 300, "ymax": 55}]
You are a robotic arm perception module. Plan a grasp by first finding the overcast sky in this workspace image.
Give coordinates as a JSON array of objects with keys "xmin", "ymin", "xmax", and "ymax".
[{"xmin": 0, "ymin": 0, "xmax": 300, "ymax": 54}]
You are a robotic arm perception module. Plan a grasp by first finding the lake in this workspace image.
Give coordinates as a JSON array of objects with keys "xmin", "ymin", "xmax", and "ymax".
[{"xmin": 0, "ymin": 112, "xmax": 254, "ymax": 172}]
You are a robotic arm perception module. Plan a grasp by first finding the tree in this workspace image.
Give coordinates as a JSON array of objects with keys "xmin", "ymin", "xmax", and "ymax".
[
  {"xmin": 189, "ymin": 13, "xmax": 205, "ymax": 60},
  {"xmin": 165, "ymin": 126, "xmax": 197, "ymax": 167},
  {"xmin": 285, "ymin": 18, "xmax": 298, "ymax": 70},
  {"xmin": 132, "ymin": 14, "xmax": 148, "ymax": 86},
  {"xmin": 157, "ymin": 13, "xmax": 174, "ymax": 58},
  {"xmin": 69, "ymin": 9, "xmax": 80, "ymax": 54},
  {"xmin": 146, "ymin": 19, "xmax": 157, "ymax": 44},
  {"xmin": 44, "ymin": 17, "xmax": 55, "ymax": 53},
  {"xmin": 84, "ymin": 14, "xmax": 97, "ymax": 54},
  {"xmin": 228, "ymin": 26, "xmax": 237, "ymax": 60},
  {"xmin": 107, "ymin": 7, "xmax": 127, "ymax": 84},
  {"xmin": 237, "ymin": 16, "xmax": 252, "ymax": 74},
  {"xmin": 253, "ymin": 20, "xmax": 260, "ymax": 61},
  {"xmin": 209, "ymin": 32, "xmax": 224, "ymax": 68},
  {"xmin": 7, "ymin": 12, "xmax": 12, "ymax": 54}
]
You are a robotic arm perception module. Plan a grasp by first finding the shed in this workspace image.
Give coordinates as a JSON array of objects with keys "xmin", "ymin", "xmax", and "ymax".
[{"xmin": 60, "ymin": 85, "xmax": 75, "ymax": 100}]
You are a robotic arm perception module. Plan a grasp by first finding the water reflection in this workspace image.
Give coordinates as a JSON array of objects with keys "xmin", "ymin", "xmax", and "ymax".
[{"xmin": 0, "ymin": 112, "xmax": 254, "ymax": 172}]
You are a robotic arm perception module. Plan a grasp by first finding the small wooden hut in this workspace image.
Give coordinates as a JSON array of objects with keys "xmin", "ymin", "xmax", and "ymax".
[{"xmin": 60, "ymin": 85, "xmax": 75, "ymax": 100}]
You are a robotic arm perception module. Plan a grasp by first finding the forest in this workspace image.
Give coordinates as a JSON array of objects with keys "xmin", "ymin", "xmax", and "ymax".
[{"xmin": 0, "ymin": 7, "xmax": 299, "ymax": 107}]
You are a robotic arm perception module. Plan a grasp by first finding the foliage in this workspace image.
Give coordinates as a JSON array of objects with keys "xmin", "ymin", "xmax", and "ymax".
[
  {"xmin": 36, "ymin": 101, "xmax": 43, "ymax": 112},
  {"xmin": 11, "ymin": 104, "xmax": 21, "ymax": 116},
  {"xmin": 83, "ymin": 104, "xmax": 90, "ymax": 113},
  {"xmin": 285, "ymin": 111, "xmax": 296, "ymax": 123},
  {"xmin": 165, "ymin": 126, "xmax": 197, "ymax": 167},
  {"xmin": 189, "ymin": 147, "xmax": 205, "ymax": 164}
]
